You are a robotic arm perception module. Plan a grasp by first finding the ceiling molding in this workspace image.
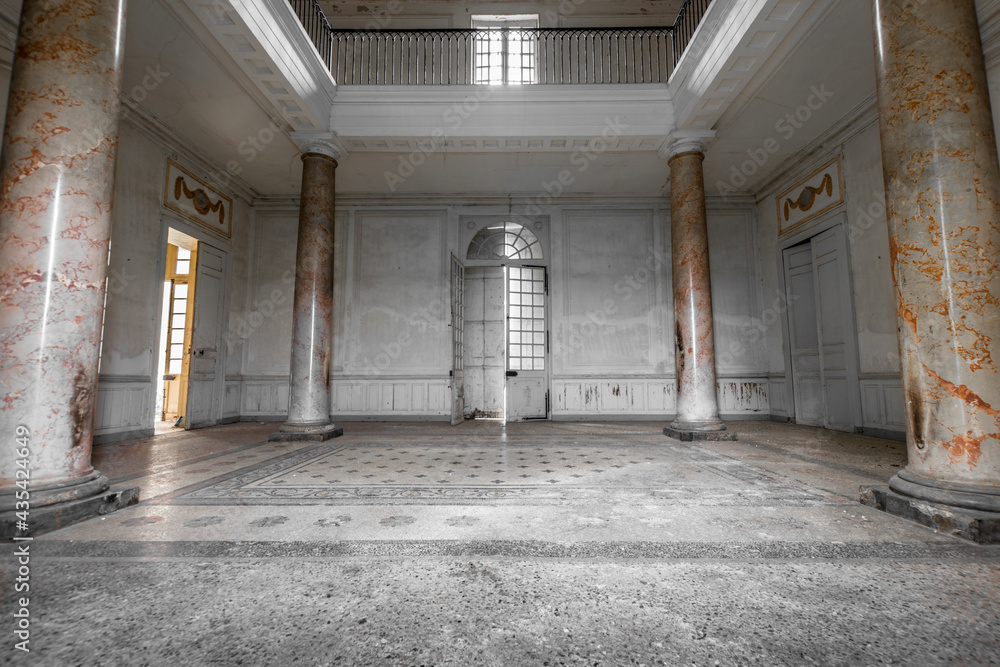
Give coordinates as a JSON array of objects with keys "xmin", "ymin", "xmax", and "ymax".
[
  {"xmin": 752, "ymin": 92, "xmax": 878, "ymax": 202},
  {"xmin": 122, "ymin": 98, "xmax": 260, "ymax": 204},
  {"xmin": 669, "ymin": 0, "xmax": 834, "ymax": 132}
]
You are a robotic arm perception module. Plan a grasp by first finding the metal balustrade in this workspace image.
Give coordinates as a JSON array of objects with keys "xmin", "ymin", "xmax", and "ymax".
[{"xmin": 288, "ymin": 0, "xmax": 714, "ymax": 85}]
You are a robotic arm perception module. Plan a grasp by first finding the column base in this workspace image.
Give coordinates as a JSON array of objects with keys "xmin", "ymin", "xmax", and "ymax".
[
  {"xmin": 860, "ymin": 485, "xmax": 1000, "ymax": 544},
  {"xmin": 664, "ymin": 420, "xmax": 737, "ymax": 441},
  {"xmin": 0, "ymin": 474, "xmax": 140, "ymax": 539},
  {"xmin": 268, "ymin": 422, "xmax": 344, "ymax": 442}
]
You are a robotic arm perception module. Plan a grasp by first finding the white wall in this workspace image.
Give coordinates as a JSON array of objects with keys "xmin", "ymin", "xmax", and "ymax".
[
  {"xmin": 95, "ymin": 120, "xmax": 251, "ymax": 442},
  {"xmin": 238, "ymin": 197, "xmax": 769, "ymax": 421},
  {"xmin": 754, "ymin": 112, "xmax": 904, "ymax": 434}
]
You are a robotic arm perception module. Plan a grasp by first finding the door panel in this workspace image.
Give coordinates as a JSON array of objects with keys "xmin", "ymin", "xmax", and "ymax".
[
  {"xmin": 450, "ymin": 254, "xmax": 466, "ymax": 425},
  {"xmin": 185, "ymin": 241, "xmax": 227, "ymax": 429},
  {"xmin": 784, "ymin": 244, "xmax": 823, "ymax": 427},
  {"xmin": 506, "ymin": 265, "xmax": 548, "ymax": 420},
  {"xmin": 812, "ymin": 225, "xmax": 856, "ymax": 432}
]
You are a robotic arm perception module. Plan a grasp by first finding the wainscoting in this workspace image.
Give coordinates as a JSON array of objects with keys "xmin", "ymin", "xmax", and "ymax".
[
  {"xmin": 859, "ymin": 374, "xmax": 905, "ymax": 437},
  {"xmin": 551, "ymin": 377, "xmax": 769, "ymax": 420},
  {"xmin": 93, "ymin": 376, "xmax": 154, "ymax": 444},
  {"xmin": 231, "ymin": 376, "xmax": 451, "ymax": 421}
]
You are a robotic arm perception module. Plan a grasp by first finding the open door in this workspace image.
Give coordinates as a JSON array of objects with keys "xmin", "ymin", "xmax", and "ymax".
[
  {"xmin": 506, "ymin": 265, "xmax": 548, "ymax": 420},
  {"xmin": 160, "ymin": 242, "xmax": 197, "ymax": 425},
  {"xmin": 184, "ymin": 240, "xmax": 227, "ymax": 429},
  {"xmin": 450, "ymin": 253, "xmax": 466, "ymax": 425}
]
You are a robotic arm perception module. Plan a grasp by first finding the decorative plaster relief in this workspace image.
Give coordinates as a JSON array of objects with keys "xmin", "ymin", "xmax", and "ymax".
[
  {"xmin": 164, "ymin": 159, "xmax": 233, "ymax": 238},
  {"xmin": 776, "ymin": 157, "xmax": 843, "ymax": 234}
]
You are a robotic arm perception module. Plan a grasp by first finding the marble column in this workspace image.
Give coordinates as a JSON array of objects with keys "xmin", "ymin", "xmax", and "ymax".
[
  {"xmin": 662, "ymin": 135, "xmax": 736, "ymax": 442},
  {"xmin": 0, "ymin": 0, "xmax": 137, "ymax": 537},
  {"xmin": 270, "ymin": 140, "xmax": 343, "ymax": 442},
  {"xmin": 864, "ymin": 0, "xmax": 1000, "ymax": 537}
]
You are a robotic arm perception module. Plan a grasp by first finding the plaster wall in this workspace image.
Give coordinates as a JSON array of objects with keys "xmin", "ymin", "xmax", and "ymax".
[
  {"xmin": 94, "ymin": 121, "xmax": 251, "ymax": 442},
  {"xmin": 238, "ymin": 199, "xmax": 768, "ymax": 421},
  {"xmin": 754, "ymin": 115, "xmax": 902, "ymax": 433}
]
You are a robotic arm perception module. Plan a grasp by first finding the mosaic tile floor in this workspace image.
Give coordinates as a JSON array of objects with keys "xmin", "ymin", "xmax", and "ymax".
[{"xmin": 11, "ymin": 421, "xmax": 999, "ymax": 666}]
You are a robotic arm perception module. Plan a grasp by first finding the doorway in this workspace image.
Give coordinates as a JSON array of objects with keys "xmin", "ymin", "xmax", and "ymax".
[
  {"xmin": 505, "ymin": 265, "xmax": 548, "ymax": 420},
  {"xmin": 782, "ymin": 221, "xmax": 861, "ymax": 432},
  {"xmin": 156, "ymin": 229, "xmax": 198, "ymax": 430},
  {"xmin": 462, "ymin": 266, "xmax": 506, "ymax": 420}
]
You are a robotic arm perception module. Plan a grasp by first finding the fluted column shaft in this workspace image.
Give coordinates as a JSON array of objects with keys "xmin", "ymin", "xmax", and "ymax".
[
  {"xmin": 272, "ymin": 150, "xmax": 342, "ymax": 441},
  {"xmin": 0, "ymin": 0, "xmax": 127, "ymax": 505},
  {"xmin": 665, "ymin": 148, "xmax": 734, "ymax": 441},
  {"xmin": 873, "ymin": 0, "xmax": 1000, "ymax": 510}
]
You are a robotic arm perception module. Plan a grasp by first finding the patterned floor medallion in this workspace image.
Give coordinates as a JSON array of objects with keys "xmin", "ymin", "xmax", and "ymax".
[{"xmin": 154, "ymin": 438, "xmax": 838, "ymax": 507}]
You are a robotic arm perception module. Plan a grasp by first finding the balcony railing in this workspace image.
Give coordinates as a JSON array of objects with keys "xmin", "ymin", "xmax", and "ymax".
[
  {"xmin": 289, "ymin": 0, "xmax": 335, "ymax": 70},
  {"xmin": 330, "ymin": 28, "xmax": 674, "ymax": 85},
  {"xmin": 288, "ymin": 0, "xmax": 714, "ymax": 85}
]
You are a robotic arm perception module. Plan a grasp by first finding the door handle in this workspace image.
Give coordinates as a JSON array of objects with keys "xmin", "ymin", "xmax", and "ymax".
[{"xmin": 506, "ymin": 371, "xmax": 518, "ymax": 377}]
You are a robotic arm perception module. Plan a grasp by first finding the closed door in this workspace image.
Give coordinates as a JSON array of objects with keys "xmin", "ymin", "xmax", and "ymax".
[
  {"xmin": 450, "ymin": 254, "xmax": 466, "ymax": 425},
  {"xmin": 185, "ymin": 240, "xmax": 227, "ymax": 429},
  {"xmin": 506, "ymin": 265, "xmax": 548, "ymax": 420},
  {"xmin": 782, "ymin": 222, "xmax": 860, "ymax": 432},
  {"xmin": 784, "ymin": 242, "xmax": 824, "ymax": 427},
  {"xmin": 812, "ymin": 226, "xmax": 856, "ymax": 431}
]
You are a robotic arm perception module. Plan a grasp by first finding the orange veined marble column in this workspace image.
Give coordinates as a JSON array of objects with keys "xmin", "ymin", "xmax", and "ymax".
[
  {"xmin": 270, "ymin": 141, "xmax": 343, "ymax": 442},
  {"xmin": 0, "ymin": 0, "xmax": 128, "ymax": 511},
  {"xmin": 873, "ymin": 0, "xmax": 1000, "ymax": 513},
  {"xmin": 662, "ymin": 135, "xmax": 736, "ymax": 442}
]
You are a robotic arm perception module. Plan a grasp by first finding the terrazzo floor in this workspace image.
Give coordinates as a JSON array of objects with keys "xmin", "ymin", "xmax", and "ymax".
[{"xmin": 2, "ymin": 420, "xmax": 998, "ymax": 666}]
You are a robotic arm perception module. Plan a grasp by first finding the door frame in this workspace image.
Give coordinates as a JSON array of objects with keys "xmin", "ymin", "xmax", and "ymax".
[
  {"xmin": 153, "ymin": 211, "xmax": 233, "ymax": 430},
  {"xmin": 450, "ymin": 253, "xmax": 466, "ymax": 425},
  {"xmin": 776, "ymin": 210, "xmax": 863, "ymax": 430}
]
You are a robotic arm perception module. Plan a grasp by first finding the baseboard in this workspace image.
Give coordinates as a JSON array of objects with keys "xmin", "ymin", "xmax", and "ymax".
[
  {"xmin": 93, "ymin": 428, "xmax": 154, "ymax": 445},
  {"xmin": 769, "ymin": 413, "xmax": 793, "ymax": 423},
  {"xmin": 860, "ymin": 426, "xmax": 906, "ymax": 441}
]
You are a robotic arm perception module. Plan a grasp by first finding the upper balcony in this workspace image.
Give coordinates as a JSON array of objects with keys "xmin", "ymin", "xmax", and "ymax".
[{"xmin": 290, "ymin": 0, "xmax": 712, "ymax": 86}]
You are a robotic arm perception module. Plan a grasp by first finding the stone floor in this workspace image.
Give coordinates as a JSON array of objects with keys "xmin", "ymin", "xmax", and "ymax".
[{"xmin": 3, "ymin": 421, "xmax": 1000, "ymax": 666}]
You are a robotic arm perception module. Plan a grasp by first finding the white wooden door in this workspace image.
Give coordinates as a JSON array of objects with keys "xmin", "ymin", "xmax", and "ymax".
[
  {"xmin": 506, "ymin": 265, "xmax": 548, "ymax": 420},
  {"xmin": 811, "ymin": 225, "xmax": 859, "ymax": 432},
  {"xmin": 185, "ymin": 241, "xmax": 227, "ymax": 429},
  {"xmin": 783, "ymin": 243, "xmax": 824, "ymax": 427},
  {"xmin": 450, "ymin": 254, "xmax": 466, "ymax": 426}
]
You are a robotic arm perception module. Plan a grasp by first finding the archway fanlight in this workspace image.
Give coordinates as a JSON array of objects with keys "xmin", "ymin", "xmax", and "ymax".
[{"xmin": 467, "ymin": 222, "xmax": 542, "ymax": 260}]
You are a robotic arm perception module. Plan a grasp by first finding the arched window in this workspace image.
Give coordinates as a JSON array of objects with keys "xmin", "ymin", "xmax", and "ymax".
[{"xmin": 466, "ymin": 222, "xmax": 543, "ymax": 260}]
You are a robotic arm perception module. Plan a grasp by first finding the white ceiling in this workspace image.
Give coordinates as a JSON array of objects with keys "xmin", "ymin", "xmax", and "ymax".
[{"xmin": 113, "ymin": 0, "xmax": 881, "ymax": 199}]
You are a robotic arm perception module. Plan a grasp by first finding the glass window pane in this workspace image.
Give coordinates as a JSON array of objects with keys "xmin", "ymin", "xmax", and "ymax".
[
  {"xmin": 510, "ymin": 332, "xmax": 521, "ymax": 344},
  {"xmin": 172, "ymin": 314, "xmax": 186, "ymax": 329},
  {"xmin": 509, "ymin": 358, "xmax": 521, "ymax": 371},
  {"xmin": 170, "ymin": 344, "xmax": 184, "ymax": 360},
  {"xmin": 510, "ymin": 293, "xmax": 521, "ymax": 305},
  {"xmin": 536, "ymin": 359, "xmax": 545, "ymax": 370},
  {"xmin": 177, "ymin": 248, "xmax": 191, "ymax": 260},
  {"xmin": 510, "ymin": 345, "xmax": 521, "ymax": 357},
  {"xmin": 173, "ymin": 299, "xmax": 187, "ymax": 314},
  {"xmin": 174, "ymin": 284, "xmax": 188, "ymax": 298},
  {"xmin": 175, "ymin": 260, "xmax": 190, "ymax": 275},
  {"xmin": 510, "ymin": 306, "xmax": 521, "ymax": 318},
  {"xmin": 168, "ymin": 360, "xmax": 182, "ymax": 375}
]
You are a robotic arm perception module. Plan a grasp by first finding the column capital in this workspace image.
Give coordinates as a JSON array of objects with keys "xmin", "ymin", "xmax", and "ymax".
[
  {"xmin": 659, "ymin": 131, "xmax": 717, "ymax": 161},
  {"xmin": 290, "ymin": 132, "xmax": 348, "ymax": 161}
]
